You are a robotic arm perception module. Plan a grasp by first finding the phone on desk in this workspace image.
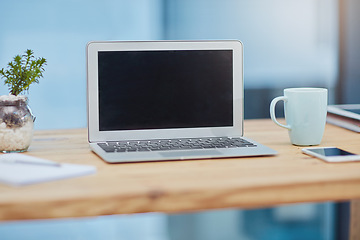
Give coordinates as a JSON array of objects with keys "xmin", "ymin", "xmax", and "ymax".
[{"xmin": 302, "ymin": 147, "xmax": 360, "ymax": 162}]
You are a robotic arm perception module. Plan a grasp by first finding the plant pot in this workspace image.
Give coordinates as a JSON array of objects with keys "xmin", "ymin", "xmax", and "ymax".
[{"xmin": 0, "ymin": 95, "xmax": 35, "ymax": 153}]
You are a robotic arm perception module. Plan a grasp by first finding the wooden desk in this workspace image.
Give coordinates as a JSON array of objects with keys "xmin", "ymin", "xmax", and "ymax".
[{"xmin": 1, "ymin": 119, "xmax": 360, "ymax": 230}]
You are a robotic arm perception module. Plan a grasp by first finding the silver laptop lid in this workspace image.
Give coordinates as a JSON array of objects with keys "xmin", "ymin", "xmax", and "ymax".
[{"xmin": 87, "ymin": 40, "xmax": 243, "ymax": 142}]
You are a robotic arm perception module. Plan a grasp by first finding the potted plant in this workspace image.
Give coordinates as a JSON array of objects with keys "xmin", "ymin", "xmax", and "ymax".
[{"xmin": 0, "ymin": 49, "xmax": 46, "ymax": 152}]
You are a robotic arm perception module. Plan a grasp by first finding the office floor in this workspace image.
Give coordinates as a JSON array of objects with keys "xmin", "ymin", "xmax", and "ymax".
[
  {"xmin": 0, "ymin": 213, "xmax": 168, "ymax": 240},
  {"xmin": 0, "ymin": 203, "xmax": 334, "ymax": 240}
]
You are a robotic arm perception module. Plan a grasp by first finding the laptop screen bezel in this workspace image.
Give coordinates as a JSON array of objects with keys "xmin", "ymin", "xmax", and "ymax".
[{"xmin": 87, "ymin": 40, "xmax": 244, "ymax": 142}]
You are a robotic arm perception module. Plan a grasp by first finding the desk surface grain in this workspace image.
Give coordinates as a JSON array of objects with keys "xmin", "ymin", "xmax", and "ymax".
[{"xmin": 1, "ymin": 119, "xmax": 360, "ymax": 221}]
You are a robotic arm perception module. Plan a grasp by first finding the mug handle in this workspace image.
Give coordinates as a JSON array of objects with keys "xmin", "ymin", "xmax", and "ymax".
[{"xmin": 270, "ymin": 96, "xmax": 291, "ymax": 129}]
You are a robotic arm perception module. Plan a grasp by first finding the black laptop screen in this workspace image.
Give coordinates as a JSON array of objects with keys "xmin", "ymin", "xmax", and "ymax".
[{"xmin": 98, "ymin": 50, "xmax": 233, "ymax": 131}]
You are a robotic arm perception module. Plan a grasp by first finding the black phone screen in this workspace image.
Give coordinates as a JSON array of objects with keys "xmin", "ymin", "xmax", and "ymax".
[{"xmin": 309, "ymin": 147, "xmax": 355, "ymax": 156}]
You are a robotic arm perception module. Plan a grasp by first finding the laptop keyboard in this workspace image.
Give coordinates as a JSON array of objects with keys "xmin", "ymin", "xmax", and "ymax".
[{"xmin": 97, "ymin": 137, "xmax": 257, "ymax": 153}]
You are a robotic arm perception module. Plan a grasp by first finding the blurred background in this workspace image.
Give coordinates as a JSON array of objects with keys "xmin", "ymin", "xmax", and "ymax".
[{"xmin": 0, "ymin": 0, "xmax": 359, "ymax": 239}]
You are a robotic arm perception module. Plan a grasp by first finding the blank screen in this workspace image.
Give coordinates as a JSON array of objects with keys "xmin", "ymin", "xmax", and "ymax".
[
  {"xmin": 98, "ymin": 50, "xmax": 233, "ymax": 131},
  {"xmin": 345, "ymin": 108, "xmax": 360, "ymax": 115},
  {"xmin": 310, "ymin": 148, "xmax": 355, "ymax": 156}
]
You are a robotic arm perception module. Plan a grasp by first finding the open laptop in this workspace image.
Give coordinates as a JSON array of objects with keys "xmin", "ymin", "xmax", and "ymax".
[{"xmin": 87, "ymin": 40, "xmax": 277, "ymax": 163}]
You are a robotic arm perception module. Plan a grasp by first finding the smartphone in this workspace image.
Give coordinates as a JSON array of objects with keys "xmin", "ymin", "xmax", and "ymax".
[{"xmin": 302, "ymin": 147, "xmax": 360, "ymax": 162}]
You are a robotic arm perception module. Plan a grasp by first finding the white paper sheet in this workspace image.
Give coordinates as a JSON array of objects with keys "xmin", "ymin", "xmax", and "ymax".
[{"xmin": 0, "ymin": 153, "xmax": 96, "ymax": 186}]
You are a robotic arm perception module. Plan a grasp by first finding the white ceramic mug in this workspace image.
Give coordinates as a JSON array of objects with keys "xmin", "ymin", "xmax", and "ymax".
[{"xmin": 269, "ymin": 88, "xmax": 328, "ymax": 146}]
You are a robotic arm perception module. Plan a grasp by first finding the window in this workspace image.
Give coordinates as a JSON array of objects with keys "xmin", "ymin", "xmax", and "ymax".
[{"xmin": 164, "ymin": 0, "xmax": 338, "ymax": 89}]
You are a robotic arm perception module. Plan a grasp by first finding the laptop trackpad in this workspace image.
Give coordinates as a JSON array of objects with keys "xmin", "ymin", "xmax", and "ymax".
[{"xmin": 160, "ymin": 150, "xmax": 222, "ymax": 159}]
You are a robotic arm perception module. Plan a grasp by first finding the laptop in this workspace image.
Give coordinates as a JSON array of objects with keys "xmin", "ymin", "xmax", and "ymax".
[{"xmin": 86, "ymin": 40, "xmax": 277, "ymax": 163}]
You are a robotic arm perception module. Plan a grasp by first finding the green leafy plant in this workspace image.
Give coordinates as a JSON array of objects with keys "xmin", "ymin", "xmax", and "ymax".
[{"xmin": 0, "ymin": 49, "xmax": 47, "ymax": 96}]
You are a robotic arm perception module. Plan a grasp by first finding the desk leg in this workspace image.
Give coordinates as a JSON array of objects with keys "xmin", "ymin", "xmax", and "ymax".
[{"xmin": 350, "ymin": 200, "xmax": 360, "ymax": 240}]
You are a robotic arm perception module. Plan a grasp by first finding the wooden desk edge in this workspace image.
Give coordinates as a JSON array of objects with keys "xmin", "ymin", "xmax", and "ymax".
[{"xmin": 1, "ymin": 178, "xmax": 360, "ymax": 221}]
